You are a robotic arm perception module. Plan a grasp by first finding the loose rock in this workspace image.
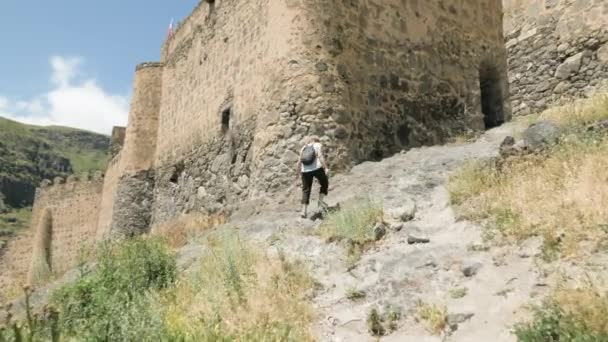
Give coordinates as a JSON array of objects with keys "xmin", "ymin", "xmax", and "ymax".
[
  {"xmin": 461, "ymin": 260, "xmax": 483, "ymax": 277},
  {"xmin": 373, "ymin": 223, "xmax": 387, "ymax": 241},
  {"xmin": 522, "ymin": 121, "xmax": 560, "ymax": 151},
  {"xmin": 407, "ymin": 235, "xmax": 430, "ymax": 244}
]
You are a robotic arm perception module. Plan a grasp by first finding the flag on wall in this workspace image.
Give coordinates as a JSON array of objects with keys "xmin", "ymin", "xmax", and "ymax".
[{"xmin": 167, "ymin": 18, "xmax": 174, "ymax": 39}]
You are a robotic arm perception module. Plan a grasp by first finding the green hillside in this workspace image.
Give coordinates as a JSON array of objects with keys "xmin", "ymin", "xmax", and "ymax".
[{"xmin": 0, "ymin": 116, "xmax": 110, "ymax": 246}]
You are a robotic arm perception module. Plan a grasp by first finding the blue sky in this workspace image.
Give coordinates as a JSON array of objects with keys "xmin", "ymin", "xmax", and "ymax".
[{"xmin": 0, "ymin": 0, "xmax": 199, "ymax": 134}]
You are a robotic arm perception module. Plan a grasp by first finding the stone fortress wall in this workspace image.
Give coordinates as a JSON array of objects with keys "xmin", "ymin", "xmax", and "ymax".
[
  {"xmin": 1, "ymin": 0, "xmax": 517, "ymax": 293},
  {"xmin": 295, "ymin": 0, "xmax": 510, "ymax": 164},
  {"xmin": 504, "ymin": 0, "xmax": 608, "ymax": 115},
  {"xmin": 26, "ymin": 174, "xmax": 105, "ymax": 283}
]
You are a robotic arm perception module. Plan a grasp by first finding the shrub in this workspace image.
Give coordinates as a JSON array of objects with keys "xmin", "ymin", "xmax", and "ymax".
[
  {"xmin": 416, "ymin": 302, "xmax": 448, "ymax": 335},
  {"xmin": 161, "ymin": 233, "xmax": 316, "ymax": 341},
  {"xmin": 514, "ymin": 286, "xmax": 608, "ymax": 341},
  {"xmin": 52, "ymin": 237, "xmax": 176, "ymax": 340}
]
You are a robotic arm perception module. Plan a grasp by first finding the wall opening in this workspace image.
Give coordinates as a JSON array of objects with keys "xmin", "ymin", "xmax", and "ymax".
[
  {"xmin": 206, "ymin": 0, "xmax": 216, "ymax": 14},
  {"xmin": 479, "ymin": 63, "xmax": 505, "ymax": 129},
  {"xmin": 169, "ymin": 162, "xmax": 185, "ymax": 184},
  {"xmin": 221, "ymin": 107, "xmax": 231, "ymax": 133}
]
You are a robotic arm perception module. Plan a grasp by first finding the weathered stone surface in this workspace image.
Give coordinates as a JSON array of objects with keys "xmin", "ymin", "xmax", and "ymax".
[
  {"xmin": 111, "ymin": 170, "xmax": 155, "ymax": 237},
  {"xmin": 462, "ymin": 260, "xmax": 483, "ymax": 277},
  {"xmin": 388, "ymin": 200, "xmax": 417, "ymax": 222},
  {"xmin": 504, "ymin": 0, "xmax": 608, "ymax": 116},
  {"xmin": 598, "ymin": 44, "xmax": 608, "ymax": 63},
  {"xmin": 555, "ymin": 52, "xmax": 583, "ymax": 80},
  {"xmin": 523, "ymin": 121, "xmax": 560, "ymax": 151}
]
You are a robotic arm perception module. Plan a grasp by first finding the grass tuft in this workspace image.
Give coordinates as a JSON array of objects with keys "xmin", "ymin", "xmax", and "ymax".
[
  {"xmin": 317, "ymin": 199, "xmax": 384, "ymax": 266},
  {"xmin": 416, "ymin": 301, "xmax": 448, "ymax": 335}
]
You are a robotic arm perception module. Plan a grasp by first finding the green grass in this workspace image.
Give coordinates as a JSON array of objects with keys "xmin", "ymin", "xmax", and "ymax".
[
  {"xmin": 317, "ymin": 199, "xmax": 384, "ymax": 267},
  {"xmin": 0, "ymin": 208, "xmax": 32, "ymax": 245},
  {"xmin": 0, "ymin": 115, "xmax": 109, "ymax": 181},
  {"xmin": 514, "ymin": 286, "xmax": 608, "ymax": 341},
  {"xmin": 1, "ymin": 234, "xmax": 317, "ymax": 342}
]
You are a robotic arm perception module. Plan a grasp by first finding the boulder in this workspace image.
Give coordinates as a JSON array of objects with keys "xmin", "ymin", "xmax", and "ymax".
[
  {"xmin": 523, "ymin": 121, "xmax": 560, "ymax": 151},
  {"xmin": 555, "ymin": 52, "xmax": 583, "ymax": 80},
  {"xmin": 499, "ymin": 136, "xmax": 526, "ymax": 158}
]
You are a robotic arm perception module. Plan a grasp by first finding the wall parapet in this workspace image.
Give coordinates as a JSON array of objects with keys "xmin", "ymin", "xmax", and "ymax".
[
  {"xmin": 136, "ymin": 62, "xmax": 165, "ymax": 71},
  {"xmin": 38, "ymin": 172, "xmax": 105, "ymax": 193}
]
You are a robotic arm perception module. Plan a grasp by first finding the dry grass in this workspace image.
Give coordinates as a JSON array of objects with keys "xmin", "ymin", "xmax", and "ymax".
[
  {"xmin": 448, "ymin": 95, "xmax": 608, "ymax": 257},
  {"xmin": 154, "ymin": 212, "xmax": 228, "ymax": 248},
  {"xmin": 416, "ymin": 302, "xmax": 448, "ymax": 335},
  {"xmin": 515, "ymin": 280, "xmax": 608, "ymax": 341},
  {"xmin": 160, "ymin": 233, "xmax": 316, "ymax": 341},
  {"xmin": 553, "ymin": 285, "xmax": 608, "ymax": 334}
]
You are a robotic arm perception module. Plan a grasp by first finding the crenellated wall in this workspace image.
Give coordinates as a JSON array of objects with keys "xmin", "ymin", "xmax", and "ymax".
[
  {"xmin": 27, "ymin": 173, "xmax": 104, "ymax": 284},
  {"xmin": 504, "ymin": 0, "xmax": 608, "ymax": 115}
]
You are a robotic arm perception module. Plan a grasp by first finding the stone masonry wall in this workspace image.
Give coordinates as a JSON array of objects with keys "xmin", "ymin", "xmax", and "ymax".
[
  {"xmin": 95, "ymin": 155, "xmax": 122, "ymax": 240},
  {"xmin": 150, "ymin": 0, "xmax": 511, "ymax": 224},
  {"xmin": 27, "ymin": 173, "xmax": 104, "ymax": 278},
  {"xmin": 152, "ymin": 0, "xmax": 318, "ymax": 224},
  {"xmin": 504, "ymin": 0, "xmax": 608, "ymax": 115},
  {"xmin": 121, "ymin": 63, "xmax": 163, "ymax": 173},
  {"xmin": 300, "ymin": 0, "xmax": 510, "ymax": 161}
]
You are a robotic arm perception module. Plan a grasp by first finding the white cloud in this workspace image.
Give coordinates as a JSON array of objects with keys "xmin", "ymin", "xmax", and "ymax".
[
  {"xmin": 50, "ymin": 56, "xmax": 83, "ymax": 88},
  {"xmin": 1, "ymin": 56, "xmax": 129, "ymax": 135}
]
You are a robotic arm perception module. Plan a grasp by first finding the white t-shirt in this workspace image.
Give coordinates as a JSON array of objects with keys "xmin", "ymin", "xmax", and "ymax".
[{"xmin": 301, "ymin": 142, "xmax": 324, "ymax": 173}]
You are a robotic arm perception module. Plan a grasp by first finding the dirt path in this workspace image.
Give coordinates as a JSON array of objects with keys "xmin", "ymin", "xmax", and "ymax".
[{"xmin": 222, "ymin": 121, "xmax": 550, "ymax": 341}]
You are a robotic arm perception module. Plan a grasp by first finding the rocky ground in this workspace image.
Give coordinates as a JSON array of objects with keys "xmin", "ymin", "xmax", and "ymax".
[
  {"xmin": 11, "ymin": 119, "xmax": 604, "ymax": 341},
  {"xmin": 179, "ymin": 120, "xmax": 551, "ymax": 341}
]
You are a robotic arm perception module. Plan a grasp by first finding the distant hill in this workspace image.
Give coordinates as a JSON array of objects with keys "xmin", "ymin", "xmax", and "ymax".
[
  {"xmin": 0, "ymin": 116, "xmax": 110, "ymax": 209},
  {"xmin": 0, "ymin": 116, "xmax": 110, "ymax": 245}
]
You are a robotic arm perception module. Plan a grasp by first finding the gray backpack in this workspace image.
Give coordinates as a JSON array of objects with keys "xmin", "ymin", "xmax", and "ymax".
[{"xmin": 300, "ymin": 144, "xmax": 317, "ymax": 165}]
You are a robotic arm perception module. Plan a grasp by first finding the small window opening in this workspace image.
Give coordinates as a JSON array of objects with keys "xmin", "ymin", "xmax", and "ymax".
[
  {"xmin": 479, "ymin": 63, "xmax": 505, "ymax": 129},
  {"xmin": 170, "ymin": 162, "xmax": 185, "ymax": 184},
  {"xmin": 221, "ymin": 107, "xmax": 231, "ymax": 133},
  {"xmin": 205, "ymin": 0, "xmax": 216, "ymax": 14}
]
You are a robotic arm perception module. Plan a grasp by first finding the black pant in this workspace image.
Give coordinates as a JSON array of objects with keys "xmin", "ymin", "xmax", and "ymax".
[{"xmin": 301, "ymin": 168, "xmax": 329, "ymax": 205}]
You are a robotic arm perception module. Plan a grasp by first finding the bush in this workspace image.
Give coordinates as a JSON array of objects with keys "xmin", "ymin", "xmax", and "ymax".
[
  {"xmin": 161, "ymin": 233, "xmax": 316, "ymax": 341},
  {"xmin": 514, "ymin": 286, "xmax": 608, "ymax": 341},
  {"xmin": 53, "ymin": 237, "xmax": 176, "ymax": 340}
]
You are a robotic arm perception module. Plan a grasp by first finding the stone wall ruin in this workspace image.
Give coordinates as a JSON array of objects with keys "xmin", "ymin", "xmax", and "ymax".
[{"xmin": 504, "ymin": 0, "xmax": 608, "ymax": 115}]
